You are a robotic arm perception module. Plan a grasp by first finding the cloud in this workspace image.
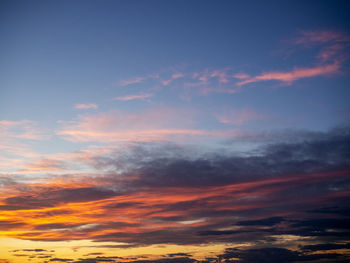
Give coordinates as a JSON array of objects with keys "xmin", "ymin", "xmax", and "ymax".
[
  {"xmin": 0, "ymin": 119, "xmax": 51, "ymax": 173},
  {"xmin": 113, "ymin": 93, "xmax": 153, "ymax": 101},
  {"xmin": 50, "ymin": 258, "xmax": 73, "ymax": 262},
  {"xmin": 118, "ymin": 77, "xmax": 145, "ymax": 86},
  {"xmin": 1, "ymin": 126, "xmax": 349, "ymax": 252},
  {"xmin": 18, "ymin": 159, "xmax": 69, "ymax": 174},
  {"xmin": 56, "ymin": 108, "xmax": 210, "ymax": 143},
  {"xmin": 0, "ymin": 120, "xmax": 49, "ymax": 141},
  {"xmin": 215, "ymin": 108, "xmax": 266, "ymax": 125},
  {"xmin": 75, "ymin": 104, "xmax": 98, "ymax": 110},
  {"xmin": 233, "ymin": 73, "xmax": 250, "ymax": 79},
  {"xmin": 293, "ymin": 30, "xmax": 350, "ymax": 45},
  {"xmin": 236, "ymin": 62, "xmax": 340, "ymax": 86},
  {"xmin": 0, "ymin": 220, "xmax": 27, "ymax": 230},
  {"xmin": 220, "ymin": 247, "xmax": 345, "ymax": 263},
  {"xmin": 171, "ymin": 73, "xmax": 184, "ymax": 79}
]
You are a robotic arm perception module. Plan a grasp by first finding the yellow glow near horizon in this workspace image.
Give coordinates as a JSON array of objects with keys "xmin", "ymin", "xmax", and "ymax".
[{"xmin": 0, "ymin": 237, "xmax": 230, "ymax": 263}]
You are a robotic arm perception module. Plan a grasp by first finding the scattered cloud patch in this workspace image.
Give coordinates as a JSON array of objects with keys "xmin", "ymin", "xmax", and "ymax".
[
  {"xmin": 113, "ymin": 93, "xmax": 153, "ymax": 101},
  {"xmin": 75, "ymin": 104, "xmax": 98, "ymax": 110}
]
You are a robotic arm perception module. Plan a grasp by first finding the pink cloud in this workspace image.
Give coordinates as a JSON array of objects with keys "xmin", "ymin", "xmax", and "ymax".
[
  {"xmin": 56, "ymin": 109, "xmax": 249, "ymax": 143},
  {"xmin": 113, "ymin": 93, "xmax": 153, "ymax": 101},
  {"xmin": 18, "ymin": 159, "xmax": 69, "ymax": 174},
  {"xmin": 0, "ymin": 120, "xmax": 50, "ymax": 173},
  {"xmin": 0, "ymin": 120, "xmax": 50, "ymax": 141},
  {"xmin": 161, "ymin": 73, "xmax": 185, "ymax": 86},
  {"xmin": 118, "ymin": 77, "xmax": 145, "ymax": 86},
  {"xmin": 57, "ymin": 109, "xmax": 200, "ymax": 143},
  {"xmin": 210, "ymin": 70, "xmax": 229, "ymax": 83},
  {"xmin": 233, "ymin": 73, "xmax": 250, "ymax": 79},
  {"xmin": 236, "ymin": 62, "xmax": 340, "ymax": 86},
  {"xmin": 75, "ymin": 103, "xmax": 98, "ymax": 110},
  {"xmin": 161, "ymin": 79, "xmax": 172, "ymax": 86},
  {"xmin": 171, "ymin": 73, "xmax": 184, "ymax": 79},
  {"xmin": 317, "ymin": 44, "xmax": 345, "ymax": 61},
  {"xmin": 294, "ymin": 30, "xmax": 350, "ymax": 45},
  {"xmin": 216, "ymin": 108, "xmax": 266, "ymax": 125}
]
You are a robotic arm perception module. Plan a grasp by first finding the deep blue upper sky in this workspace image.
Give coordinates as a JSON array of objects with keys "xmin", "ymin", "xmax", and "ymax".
[{"xmin": 1, "ymin": 0, "xmax": 350, "ymax": 152}]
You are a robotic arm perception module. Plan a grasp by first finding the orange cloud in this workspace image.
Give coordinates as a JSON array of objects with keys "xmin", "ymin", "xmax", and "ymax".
[{"xmin": 0, "ymin": 168, "xmax": 347, "ymax": 244}]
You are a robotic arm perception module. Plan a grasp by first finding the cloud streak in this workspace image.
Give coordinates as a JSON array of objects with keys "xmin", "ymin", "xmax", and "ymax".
[
  {"xmin": 75, "ymin": 104, "xmax": 98, "ymax": 110},
  {"xmin": 236, "ymin": 62, "xmax": 340, "ymax": 86},
  {"xmin": 113, "ymin": 93, "xmax": 153, "ymax": 101}
]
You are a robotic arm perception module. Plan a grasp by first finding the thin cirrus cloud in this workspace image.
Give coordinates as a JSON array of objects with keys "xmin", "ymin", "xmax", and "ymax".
[
  {"xmin": 113, "ymin": 93, "xmax": 153, "ymax": 101},
  {"xmin": 56, "ymin": 109, "xmax": 249, "ymax": 143},
  {"xmin": 74, "ymin": 103, "xmax": 98, "ymax": 110},
  {"xmin": 56, "ymin": 108, "xmax": 207, "ymax": 143},
  {"xmin": 111, "ymin": 30, "xmax": 349, "ymax": 97},
  {"xmin": 293, "ymin": 30, "xmax": 350, "ymax": 45},
  {"xmin": 0, "ymin": 120, "xmax": 49, "ymax": 141},
  {"xmin": 0, "ymin": 120, "xmax": 49, "ymax": 172},
  {"xmin": 236, "ymin": 62, "xmax": 340, "ymax": 86},
  {"xmin": 235, "ymin": 30, "xmax": 349, "ymax": 87},
  {"xmin": 216, "ymin": 108, "xmax": 266, "ymax": 125},
  {"xmin": 118, "ymin": 76, "xmax": 145, "ymax": 86}
]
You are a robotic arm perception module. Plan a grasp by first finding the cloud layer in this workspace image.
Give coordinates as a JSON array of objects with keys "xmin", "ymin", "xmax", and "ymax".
[{"xmin": 1, "ymin": 127, "xmax": 350, "ymax": 262}]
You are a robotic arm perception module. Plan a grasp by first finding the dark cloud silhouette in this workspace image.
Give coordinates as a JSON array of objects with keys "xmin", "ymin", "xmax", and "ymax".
[
  {"xmin": 236, "ymin": 217, "xmax": 285, "ymax": 226},
  {"xmin": 221, "ymin": 247, "xmax": 344, "ymax": 263},
  {"xmin": 0, "ymin": 187, "xmax": 119, "ymax": 211},
  {"xmin": 166, "ymin": 253, "xmax": 192, "ymax": 258},
  {"xmin": 50, "ymin": 258, "xmax": 73, "ymax": 262},
  {"xmin": 300, "ymin": 243, "xmax": 350, "ymax": 252}
]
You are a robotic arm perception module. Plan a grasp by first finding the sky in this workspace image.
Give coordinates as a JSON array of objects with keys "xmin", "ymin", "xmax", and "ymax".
[{"xmin": 0, "ymin": 0, "xmax": 350, "ymax": 262}]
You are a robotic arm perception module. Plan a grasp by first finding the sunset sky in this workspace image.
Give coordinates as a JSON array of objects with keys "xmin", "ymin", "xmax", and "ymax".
[{"xmin": 1, "ymin": 1, "xmax": 350, "ymax": 263}]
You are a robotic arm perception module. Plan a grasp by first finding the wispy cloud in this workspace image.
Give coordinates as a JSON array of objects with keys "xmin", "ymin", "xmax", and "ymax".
[
  {"xmin": 113, "ymin": 93, "xmax": 153, "ymax": 101},
  {"xmin": 118, "ymin": 77, "xmax": 145, "ymax": 86},
  {"xmin": 56, "ymin": 108, "xmax": 202, "ymax": 143},
  {"xmin": 74, "ymin": 103, "xmax": 98, "ymax": 110},
  {"xmin": 216, "ymin": 108, "xmax": 266, "ymax": 125},
  {"xmin": 171, "ymin": 73, "xmax": 184, "ymax": 79},
  {"xmin": 293, "ymin": 30, "xmax": 350, "ymax": 45},
  {"xmin": 0, "ymin": 120, "xmax": 50, "ymax": 141},
  {"xmin": 236, "ymin": 62, "xmax": 340, "ymax": 86},
  {"xmin": 0, "ymin": 120, "xmax": 51, "ymax": 173},
  {"xmin": 56, "ymin": 109, "xmax": 249, "ymax": 143},
  {"xmin": 232, "ymin": 73, "xmax": 250, "ymax": 79}
]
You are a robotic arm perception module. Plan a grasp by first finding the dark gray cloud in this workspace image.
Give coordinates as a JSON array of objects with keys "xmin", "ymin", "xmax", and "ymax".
[
  {"xmin": 50, "ymin": 258, "xmax": 73, "ymax": 262},
  {"xmin": 221, "ymin": 247, "xmax": 345, "ymax": 263},
  {"xmin": 236, "ymin": 217, "xmax": 285, "ymax": 226},
  {"xmin": 0, "ymin": 220, "xmax": 27, "ymax": 230},
  {"xmin": 0, "ymin": 187, "xmax": 119, "ymax": 211},
  {"xmin": 93, "ymin": 126, "xmax": 350, "ymax": 190},
  {"xmin": 3, "ymin": 127, "xmax": 350, "ymax": 255}
]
